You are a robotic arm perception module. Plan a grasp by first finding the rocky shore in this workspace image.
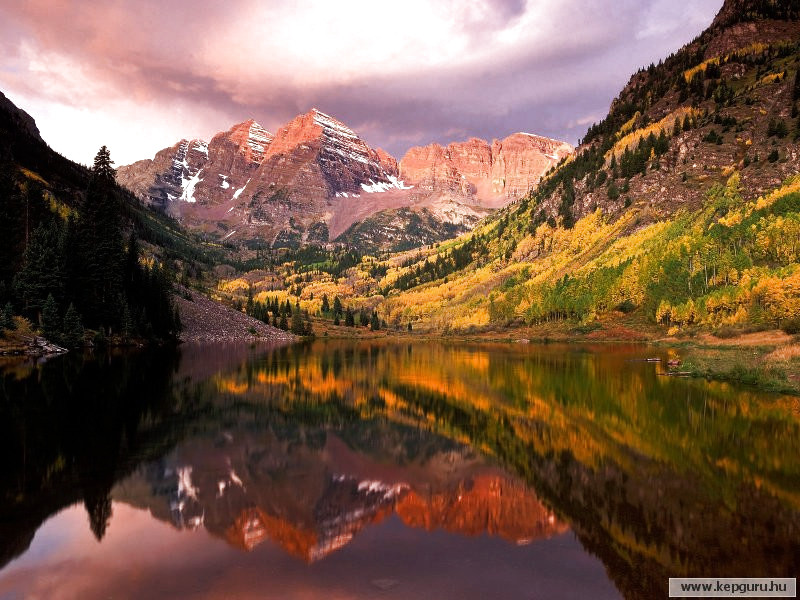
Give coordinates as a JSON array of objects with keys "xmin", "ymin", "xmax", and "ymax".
[
  {"xmin": 0, "ymin": 335, "xmax": 67, "ymax": 358},
  {"xmin": 175, "ymin": 288, "xmax": 295, "ymax": 343}
]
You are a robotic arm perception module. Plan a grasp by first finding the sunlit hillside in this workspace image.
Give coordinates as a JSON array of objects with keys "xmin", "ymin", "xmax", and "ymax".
[{"xmin": 216, "ymin": 33, "xmax": 800, "ymax": 340}]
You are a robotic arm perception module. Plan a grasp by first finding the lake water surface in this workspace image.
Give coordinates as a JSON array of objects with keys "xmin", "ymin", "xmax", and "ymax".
[{"xmin": 1, "ymin": 341, "xmax": 798, "ymax": 599}]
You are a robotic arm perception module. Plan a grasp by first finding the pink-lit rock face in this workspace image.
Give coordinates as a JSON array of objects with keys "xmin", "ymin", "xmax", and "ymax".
[
  {"xmin": 491, "ymin": 133, "xmax": 574, "ymax": 198},
  {"xmin": 116, "ymin": 109, "xmax": 413, "ymax": 244},
  {"xmin": 117, "ymin": 108, "xmax": 572, "ymax": 246},
  {"xmin": 116, "ymin": 119, "xmax": 272, "ymax": 210},
  {"xmin": 400, "ymin": 133, "xmax": 573, "ymax": 207},
  {"xmin": 246, "ymin": 109, "xmax": 404, "ymax": 203}
]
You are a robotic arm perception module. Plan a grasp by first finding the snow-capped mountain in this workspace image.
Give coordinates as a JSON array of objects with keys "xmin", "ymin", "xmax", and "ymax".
[
  {"xmin": 117, "ymin": 109, "xmax": 573, "ymax": 250},
  {"xmin": 117, "ymin": 119, "xmax": 271, "ymax": 212}
]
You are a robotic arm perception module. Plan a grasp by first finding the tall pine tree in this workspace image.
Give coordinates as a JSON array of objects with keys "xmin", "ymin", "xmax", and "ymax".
[
  {"xmin": 41, "ymin": 293, "xmax": 60, "ymax": 341},
  {"xmin": 62, "ymin": 303, "xmax": 84, "ymax": 347},
  {"xmin": 72, "ymin": 146, "xmax": 123, "ymax": 330}
]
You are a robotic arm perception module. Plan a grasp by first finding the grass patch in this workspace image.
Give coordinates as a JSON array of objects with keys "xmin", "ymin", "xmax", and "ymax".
[
  {"xmin": 571, "ymin": 322, "xmax": 603, "ymax": 335},
  {"xmin": 681, "ymin": 345, "xmax": 800, "ymax": 395}
]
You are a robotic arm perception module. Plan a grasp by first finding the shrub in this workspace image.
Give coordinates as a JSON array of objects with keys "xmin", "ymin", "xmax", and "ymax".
[
  {"xmin": 767, "ymin": 118, "xmax": 788, "ymax": 138},
  {"xmin": 781, "ymin": 318, "xmax": 800, "ymax": 335},
  {"xmin": 713, "ymin": 326, "xmax": 741, "ymax": 339},
  {"xmin": 615, "ymin": 299, "xmax": 637, "ymax": 314}
]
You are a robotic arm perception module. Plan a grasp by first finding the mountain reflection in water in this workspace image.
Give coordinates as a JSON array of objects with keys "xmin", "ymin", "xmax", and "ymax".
[{"xmin": 0, "ymin": 340, "xmax": 798, "ymax": 599}]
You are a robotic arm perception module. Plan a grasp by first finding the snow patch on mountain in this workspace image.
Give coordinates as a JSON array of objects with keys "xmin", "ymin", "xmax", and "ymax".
[
  {"xmin": 181, "ymin": 169, "xmax": 203, "ymax": 203},
  {"xmin": 232, "ymin": 178, "xmax": 250, "ymax": 200},
  {"xmin": 192, "ymin": 140, "xmax": 209, "ymax": 157},
  {"xmin": 313, "ymin": 108, "xmax": 383, "ymax": 169},
  {"xmin": 245, "ymin": 121, "xmax": 273, "ymax": 161}
]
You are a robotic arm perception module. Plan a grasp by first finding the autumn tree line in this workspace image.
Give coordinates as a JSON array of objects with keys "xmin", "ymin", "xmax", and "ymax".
[
  {"xmin": 243, "ymin": 288, "xmax": 314, "ymax": 336},
  {"xmin": 0, "ymin": 147, "xmax": 180, "ymax": 346}
]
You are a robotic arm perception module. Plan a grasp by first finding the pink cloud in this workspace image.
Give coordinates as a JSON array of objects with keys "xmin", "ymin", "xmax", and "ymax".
[{"xmin": 0, "ymin": 0, "xmax": 723, "ymax": 165}]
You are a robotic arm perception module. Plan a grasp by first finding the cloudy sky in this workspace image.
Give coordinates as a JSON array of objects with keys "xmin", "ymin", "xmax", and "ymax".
[{"xmin": 0, "ymin": 0, "xmax": 723, "ymax": 166}]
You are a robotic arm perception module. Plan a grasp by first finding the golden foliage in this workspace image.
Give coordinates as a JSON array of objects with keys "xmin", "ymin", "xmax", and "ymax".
[
  {"xmin": 683, "ymin": 57, "xmax": 720, "ymax": 82},
  {"xmin": 606, "ymin": 107, "xmax": 699, "ymax": 161},
  {"xmin": 682, "ymin": 42, "xmax": 769, "ymax": 82}
]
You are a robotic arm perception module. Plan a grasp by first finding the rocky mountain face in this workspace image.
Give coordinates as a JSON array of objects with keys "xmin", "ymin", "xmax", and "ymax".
[
  {"xmin": 117, "ymin": 109, "xmax": 572, "ymax": 251},
  {"xmin": 117, "ymin": 119, "xmax": 272, "ymax": 212},
  {"xmin": 520, "ymin": 0, "xmax": 800, "ymax": 229},
  {"xmin": 0, "ymin": 89, "xmax": 92, "ymax": 203},
  {"xmin": 117, "ymin": 109, "xmax": 414, "ymax": 246},
  {"xmin": 0, "ymin": 91, "xmax": 41, "ymax": 143},
  {"xmin": 710, "ymin": 0, "xmax": 800, "ymax": 29},
  {"xmin": 400, "ymin": 133, "xmax": 573, "ymax": 208}
]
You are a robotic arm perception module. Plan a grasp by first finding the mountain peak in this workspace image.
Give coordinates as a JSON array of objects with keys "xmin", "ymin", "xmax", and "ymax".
[
  {"xmin": 711, "ymin": 0, "xmax": 800, "ymax": 29},
  {"xmin": 0, "ymin": 90, "xmax": 42, "ymax": 142},
  {"xmin": 310, "ymin": 108, "xmax": 358, "ymax": 137},
  {"xmin": 221, "ymin": 119, "xmax": 273, "ymax": 163}
]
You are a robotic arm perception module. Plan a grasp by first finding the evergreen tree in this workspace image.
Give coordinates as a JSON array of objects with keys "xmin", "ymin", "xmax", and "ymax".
[
  {"xmin": 62, "ymin": 303, "xmax": 84, "ymax": 347},
  {"xmin": 22, "ymin": 181, "xmax": 51, "ymax": 246},
  {"xmin": 0, "ymin": 302, "xmax": 14, "ymax": 331},
  {"xmin": 92, "ymin": 146, "xmax": 116, "ymax": 181},
  {"xmin": 41, "ymin": 293, "xmax": 60, "ymax": 341},
  {"xmin": 321, "ymin": 294, "xmax": 330, "ymax": 314},
  {"xmin": 14, "ymin": 220, "xmax": 64, "ymax": 320},
  {"xmin": 73, "ymin": 146, "xmax": 124, "ymax": 330},
  {"xmin": 173, "ymin": 307, "xmax": 182, "ymax": 333},
  {"xmin": 345, "ymin": 307, "xmax": 355, "ymax": 327},
  {"xmin": 279, "ymin": 313, "xmax": 288, "ymax": 330},
  {"xmin": 370, "ymin": 311, "xmax": 380, "ymax": 331},
  {"xmin": 655, "ymin": 131, "xmax": 669, "ymax": 155},
  {"xmin": 607, "ymin": 180, "xmax": 620, "ymax": 200},
  {"xmin": 333, "ymin": 296, "xmax": 342, "ymax": 317},
  {"xmin": 120, "ymin": 299, "xmax": 133, "ymax": 341},
  {"xmin": 333, "ymin": 313, "xmax": 340, "ymax": 326},
  {"xmin": 85, "ymin": 490, "xmax": 112, "ymax": 541},
  {"xmin": 302, "ymin": 310, "xmax": 314, "ymax": 336},
  {"xmin": 123, "ymin": 229, "xmax": 140, "ymax": 291},
  {"xmin": 794, "ymin": 69, "xmax": 800, "ymax": 103},
  {"xmin": 290, "ymin": 305, "xmax": 304, "ymax": 335},
  {"xmin": 246, "ymin": 285, "xmax": 254, "ymax": 315}
]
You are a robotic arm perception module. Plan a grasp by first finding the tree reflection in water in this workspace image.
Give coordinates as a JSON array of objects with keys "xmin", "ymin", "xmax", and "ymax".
[{"xmin": 1, "ymin": 340, "xmax": 798, "ymax": 599}]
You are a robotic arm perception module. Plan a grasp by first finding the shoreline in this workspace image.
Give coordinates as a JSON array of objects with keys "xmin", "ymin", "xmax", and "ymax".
[
  {"xmin": 313, "ymin": 319, "xmax": 800, "ymax": 396},
  {"xmin": 5, "ymin": 316, "xmax": 797, "ymax": 395}
]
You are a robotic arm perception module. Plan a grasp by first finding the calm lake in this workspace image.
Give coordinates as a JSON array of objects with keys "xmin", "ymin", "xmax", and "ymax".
[{"xmin": 0, "ymin": 341, "xmax": 798, "ymax": 599}]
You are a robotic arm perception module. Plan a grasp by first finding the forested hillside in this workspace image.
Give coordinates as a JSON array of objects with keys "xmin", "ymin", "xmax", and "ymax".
[
  {"xmin": 235, "ymin": 1, "xmax": 800, "ymax": 337},
  {"xmin": 0, "ymin": 92, "xmax": 223, "ymax": 345}
]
